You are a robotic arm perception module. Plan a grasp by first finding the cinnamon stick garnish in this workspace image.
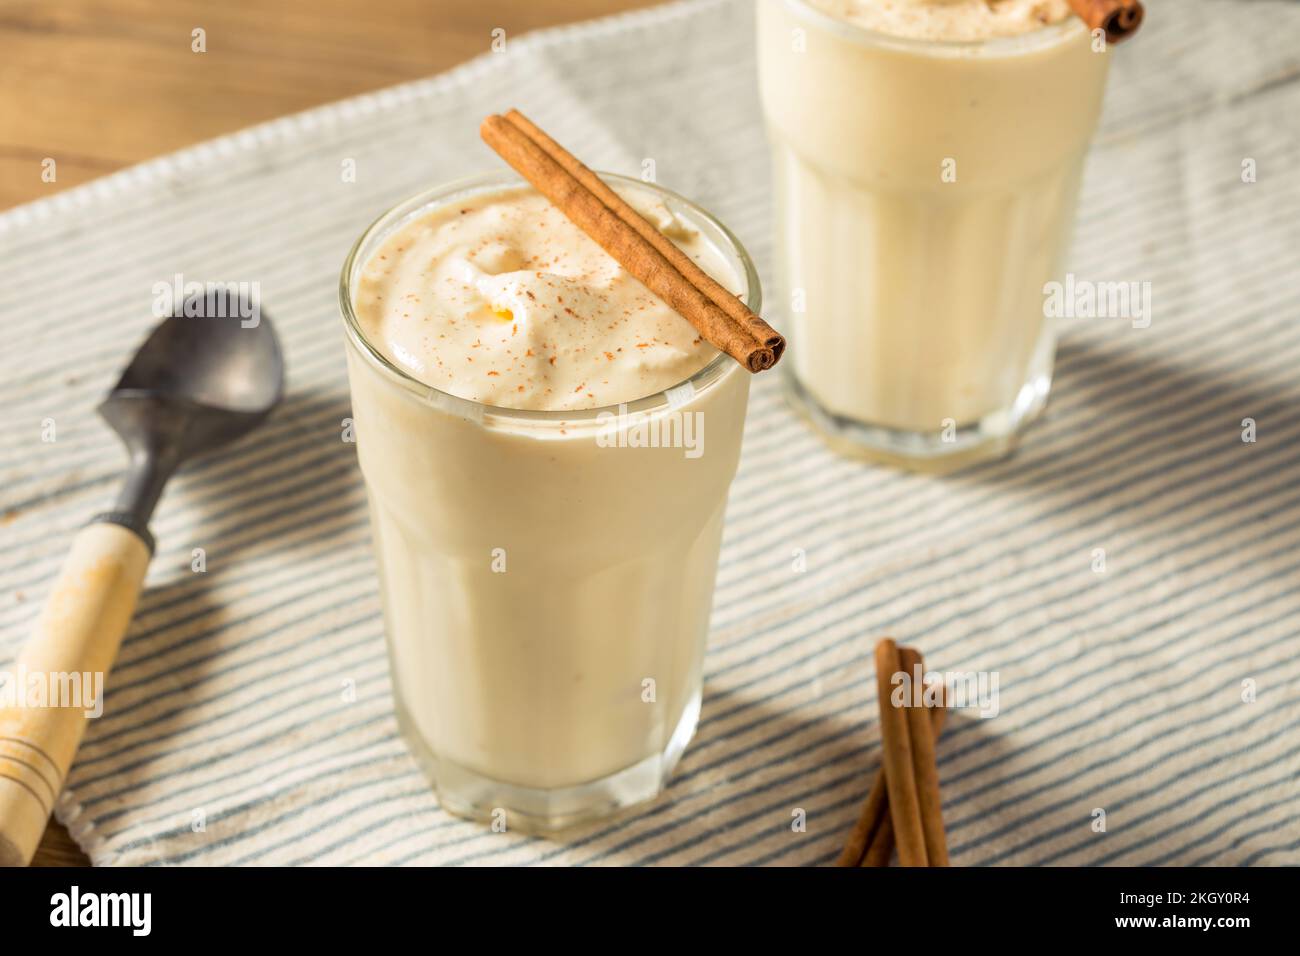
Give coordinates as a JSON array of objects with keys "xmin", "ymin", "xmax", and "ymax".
[
  {"xmin": 873, "ymin": 638, "xmax": 928, "ymax": 866},
  {"xmin": 480, "ymin": 111, "xmax": 783, "ymax": 372},
  {"xmin": 899, "ymin": 646, "xmax": 948, "ymax": 866},
  {"xmin": 1067, "ymin": 0, "xmax": 1144, "ymax": 43},
  {"xmin": 838, "ymin": 650, "xmax": 948, "ymax": 867}
]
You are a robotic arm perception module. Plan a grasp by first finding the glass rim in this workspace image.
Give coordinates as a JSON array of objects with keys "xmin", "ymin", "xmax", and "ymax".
[
  {"xmin": 339, "ymin": 171, "xmax": 761, "ymax": 424},
  {"xmin": 779, "ymin": 0, "xmax": 1088, "ymax": 55}
]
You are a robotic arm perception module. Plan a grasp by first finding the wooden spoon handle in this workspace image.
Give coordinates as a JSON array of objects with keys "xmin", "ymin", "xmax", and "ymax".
[{"xmin": 0, "ymin": 521, "xmax": 150, "ymax": 866}]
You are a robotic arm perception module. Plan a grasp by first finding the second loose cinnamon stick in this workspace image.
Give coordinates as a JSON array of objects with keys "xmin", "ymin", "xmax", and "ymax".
[
  {"xmin": 873, "ymin": 638, "xmax": 928, "ymax": 866},
  {"xmin": 863, "ymin": 701, "xmax": 948, "ymax": 866},
  {"xmin": 899, "ymin": 646, "xmax": 949, "ymax": 866}
]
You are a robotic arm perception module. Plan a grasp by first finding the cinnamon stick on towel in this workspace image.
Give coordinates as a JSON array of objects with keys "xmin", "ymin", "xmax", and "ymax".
[
  {"xmin": 1067, "ymin": 0, "xmax": 1145, "ymax": 43},
  {"xmin": 864, "ymin": 691, "xmax": 949, "ymax": 867},
  {"xmin": 899, "ymin": 646, "xmax": 949, "ymax": 866},
  {"xmin": 480, "ymin": 110, "xmax": 784, "ymax": 373},
  {"xmin": 873, "ymin": 639, "xmax": 929, "ymax": 866},
  {"xmin": 837, "ymin": 763, "xmax": 889, "ymax": 867},
  {"xmin": 838, "ymin": 647, "xmax": 949, "ymax": 867}
]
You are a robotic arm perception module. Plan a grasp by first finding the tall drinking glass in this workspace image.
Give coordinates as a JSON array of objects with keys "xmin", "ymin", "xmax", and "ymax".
[{"xmin": 340, "ymin": 173, "xmax": 759, "ymax": 831}]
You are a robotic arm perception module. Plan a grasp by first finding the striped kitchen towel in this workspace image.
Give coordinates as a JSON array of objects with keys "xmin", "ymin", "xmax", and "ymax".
[{"xmin": 1, "ymin": 0, "xmax": 1298, "ymax": 866}]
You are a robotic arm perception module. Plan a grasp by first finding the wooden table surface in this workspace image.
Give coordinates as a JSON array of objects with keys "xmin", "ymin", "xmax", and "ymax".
[{"xmin": 2, "ymin": 0, "xmax": 660, "ymax": 867}]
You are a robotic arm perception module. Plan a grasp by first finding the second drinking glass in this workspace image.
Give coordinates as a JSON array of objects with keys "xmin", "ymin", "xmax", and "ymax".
[{"xmin": 758, "ymin": 0, "xmax": 1111, "ymax": 466}]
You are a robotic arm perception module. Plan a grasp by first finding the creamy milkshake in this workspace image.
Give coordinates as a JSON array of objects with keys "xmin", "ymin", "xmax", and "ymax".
[
  {"xmin": 758, "ymin": 0, "xmax": 1111, "ymax": 464},
  {"xmin": 340, "ymin": 174, "xmax": 757, "ymax": 829}
]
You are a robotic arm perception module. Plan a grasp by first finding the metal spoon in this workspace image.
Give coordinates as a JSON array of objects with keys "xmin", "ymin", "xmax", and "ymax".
[{"xmin": 0, "ymin": 289, "xmax": 284, "ymax": 866}]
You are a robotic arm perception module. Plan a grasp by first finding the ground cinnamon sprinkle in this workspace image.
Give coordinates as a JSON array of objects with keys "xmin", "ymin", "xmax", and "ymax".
[{"xmin": 358, "ymin": 118, "xmax": 764, "ymax": 411}]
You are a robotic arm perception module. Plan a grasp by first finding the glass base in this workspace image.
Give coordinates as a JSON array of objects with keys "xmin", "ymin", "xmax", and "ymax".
[
  {"xmin": 393, "ymin": 688, "xmax": 702, "ymax": 834},
  {"xmin": 782, "ymin": 367, "xmax": 1051, "ymax": 472}
]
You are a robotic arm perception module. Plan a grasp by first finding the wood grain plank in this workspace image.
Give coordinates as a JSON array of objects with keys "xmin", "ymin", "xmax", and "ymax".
[{"xmin": 0, "ymin": 0, "xmax": 661, "ymax": 210}]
